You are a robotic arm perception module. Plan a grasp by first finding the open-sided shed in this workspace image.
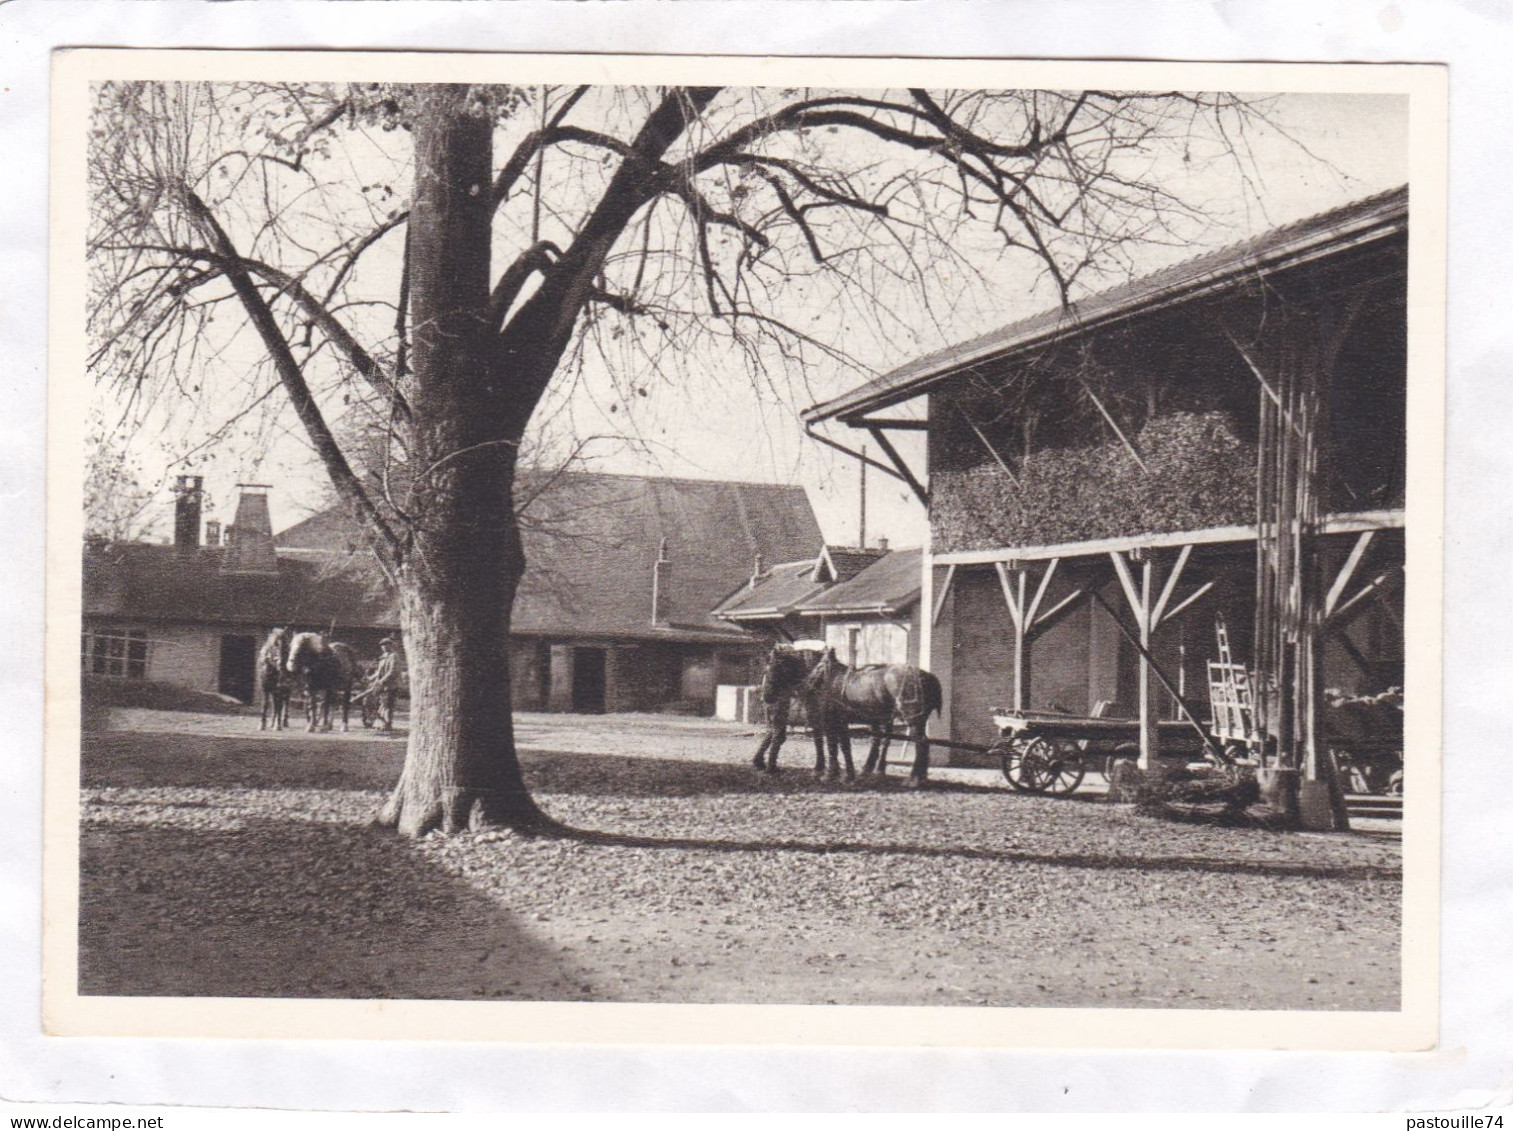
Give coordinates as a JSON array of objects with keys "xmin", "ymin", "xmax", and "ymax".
[{"xmin": 804, "ymin": 187, "xmax": 1410, "ymax": 827}]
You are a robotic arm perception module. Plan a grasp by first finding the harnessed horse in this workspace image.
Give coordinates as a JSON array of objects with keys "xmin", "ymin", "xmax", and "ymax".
[
  {"xmin": 752, "ymin": 641, "xmax": 843, "ymax": 777},
  {"xmin": 803, "ymin": 649, "xmax": 943, "ymax": 786},
  {"xmin": 286, "ymin": 631, "xmax": 359, "ymax": 733},
  {"xmin": 258, "ymin": 626, "xmax": 292, "ymax": 731}
]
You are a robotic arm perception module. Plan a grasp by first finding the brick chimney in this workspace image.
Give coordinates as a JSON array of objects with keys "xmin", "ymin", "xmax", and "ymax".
[
  {"xmin": 876, "ymin": 536, "xmax": 889, "ymax": 552},
  {"xmin": 221, "ymin": 484, "xmax": 279, "ymax": 574},
  {"xmin": 204, "ymin": 519, "xmax": 222, "ymax": 547},
  {"xmin": 651, "ymin": 537, "xmax": 670, "ymax": 626},
  {"xmin": 172, "ymin": 475, "xmax": 204, "ymax": 552}
]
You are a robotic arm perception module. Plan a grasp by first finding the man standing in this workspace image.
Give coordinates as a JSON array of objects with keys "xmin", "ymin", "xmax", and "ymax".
[{"xmin": 363, "ymin": 637, "xmax": 403, "ymax": 735}]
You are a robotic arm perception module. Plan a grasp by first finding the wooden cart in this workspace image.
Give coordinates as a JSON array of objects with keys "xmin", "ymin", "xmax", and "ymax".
[{"xmin": 988, "ymin": 708, "xmax": 1207, "ymax": 794}]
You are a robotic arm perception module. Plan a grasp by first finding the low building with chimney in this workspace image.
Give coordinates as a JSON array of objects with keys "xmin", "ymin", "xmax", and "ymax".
[{"xmin": 82, "ymin": 472, "xmax": 823, "ymax": 716}]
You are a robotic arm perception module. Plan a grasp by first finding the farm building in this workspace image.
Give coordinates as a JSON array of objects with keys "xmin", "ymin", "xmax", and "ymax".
[
  {"xmin": 713, "ymin": 542, "xmax": 921, "ymax": 663},
  {"xmin": 83, "ymin": 472, "xmax": 823, "ymax": 715},
  {"xmin": 803, "ymin": 186, "xmax": 1410, "ymax": 825}
]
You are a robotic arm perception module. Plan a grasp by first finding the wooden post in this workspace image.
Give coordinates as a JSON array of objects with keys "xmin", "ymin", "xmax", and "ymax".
[
  {"xmin": 1138, "ymin": 555, "xmax": 1160, "ymax": 770},
  {"xmin": 996, "ymin": 562, "xmax": 1028, "ymax": 710}
]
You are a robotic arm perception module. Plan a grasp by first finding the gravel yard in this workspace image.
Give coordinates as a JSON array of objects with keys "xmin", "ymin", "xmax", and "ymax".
[{"xmin": 78, "ymin": 709, "xmax": 1402, "ymax": 1009}]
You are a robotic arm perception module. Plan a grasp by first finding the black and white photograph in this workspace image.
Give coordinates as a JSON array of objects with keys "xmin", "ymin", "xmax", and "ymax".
[{"xmin": 43, "ymin": 49, "xmax": 1445, "ymax": 1051}]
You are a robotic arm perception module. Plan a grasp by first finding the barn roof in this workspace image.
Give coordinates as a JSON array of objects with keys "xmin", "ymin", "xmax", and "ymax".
[
  {"xmin": 713, "ymin": 547, "xmax": 922, "ymax": 623},
  {"xmin": 804, "ymin": 185, "xmax": 1409, "ymax": 424},
  {"xmin": 795, "ymin": 547, "xmax": 922, "ymax": 618},
  {"xmin": 88, "ymin": 473, "xmax": 822, "ymax": 644},
  {"xmin": 82, "ymin": 540, "xmax": 396, "ymax": 629},
  {"xmin": 712, "ymin": 558, "xmax": 829, "ymax": 621},
  {"xmin": 273, "ymin": 472, "xmax": 824, "ymax": 644}
]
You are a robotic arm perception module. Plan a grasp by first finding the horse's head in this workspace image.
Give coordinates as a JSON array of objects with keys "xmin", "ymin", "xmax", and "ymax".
[
  {"xmin": 286, "ymin": 631, "xmax": 323, "ymax": 674},
  {"xmin": 759, "ymin": 644, "xmax": 806, "ymax": 705},
  {"xmin": 803, "ymin": 647, "xmax": 847, "ymax": 694}
]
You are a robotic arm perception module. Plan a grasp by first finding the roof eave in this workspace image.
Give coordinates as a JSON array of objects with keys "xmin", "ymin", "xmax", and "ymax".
[{"xmin": 802, "ymin": 193, "xmax": 1408, "ymax": 425}]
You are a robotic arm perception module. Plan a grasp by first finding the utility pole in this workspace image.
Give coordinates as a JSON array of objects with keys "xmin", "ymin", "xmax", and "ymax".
[{"xmin": 859, "ymin": 443, "xmax": 867, "ymax": 549}]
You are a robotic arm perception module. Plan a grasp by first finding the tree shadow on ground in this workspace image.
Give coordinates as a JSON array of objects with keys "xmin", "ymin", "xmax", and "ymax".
[
  {"xmin": 531, "ymin": 819, "xmax": 1401, "ymax": 883},
  {"xmin": 520, "ymin": 749, "xmax": 1007, "ymax": 797},
  {"xmin": 79, "ymin": 817, "xmax": 599, "ymax": 1000},
  {"xmin": 82, "ymin": 731, "xmax": 1005, "ymax": 797}
]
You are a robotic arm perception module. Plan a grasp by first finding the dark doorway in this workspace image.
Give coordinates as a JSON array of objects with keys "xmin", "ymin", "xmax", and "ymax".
[
  {"xmin": 218, "ymin": 634, "xmax": 257, "ymax": 703},
  {"xmin": 571, "ymin": 647, "xmax": 607, "ymax": 713}
]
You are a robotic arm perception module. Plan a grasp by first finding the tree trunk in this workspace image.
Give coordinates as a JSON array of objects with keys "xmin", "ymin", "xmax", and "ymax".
[
  {"xmin": 377, "ymin": 510, "xmax": 545, "ymax": 836},
  {"xmin": 373, "ymin": 87, "xmax": 551, "ymax": 837}
]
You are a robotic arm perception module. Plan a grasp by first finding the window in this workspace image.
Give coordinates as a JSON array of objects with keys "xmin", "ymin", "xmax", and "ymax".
[{"xmin": 81, "ymin": 628, "xmax": 148, "ymax": 680}]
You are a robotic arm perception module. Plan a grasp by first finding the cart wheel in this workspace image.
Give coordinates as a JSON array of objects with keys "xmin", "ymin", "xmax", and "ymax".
[
  {"xmin": 997, "ymin": 739, "xmax": 1038, "ymax": 793},
  {"xmin": 1006, "ymin": 737, "xmax": 1082, "ymax": 794},
  {"xmin": 1036, "ymin": 738, "xmax": 1086, "ymax": 795}
]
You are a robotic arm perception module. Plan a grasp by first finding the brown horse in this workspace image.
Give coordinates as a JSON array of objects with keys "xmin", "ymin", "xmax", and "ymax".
[
  {"xmin": 258, "ymin": 626, "xmax": 292, "ymax": 731},
  {"xmin": 286, "ymin": 632, "xmax": 359, "ymax": 732},
  {"xmin": 752, "ymin": 641, "xmax": 849, "ymax": 778},
  {"xmin": 804, "ymin": 649, "xmax": 942, "ymax": 786}
]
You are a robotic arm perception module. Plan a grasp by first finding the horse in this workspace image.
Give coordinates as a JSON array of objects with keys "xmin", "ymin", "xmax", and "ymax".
[
  {"xmin": 803, "ymin": 649, "xmax": 943, "ymax": 786},
  {"xmin": 286, "ymin": 631, "xmax": 359, "ymax": 733},
  {"xmin": 752, "ymin": 641, "xmax": 847, "ymax": 778},
  {"xmin": 257, "ymin": 626, "xmax": 292, "ymax": 731}
]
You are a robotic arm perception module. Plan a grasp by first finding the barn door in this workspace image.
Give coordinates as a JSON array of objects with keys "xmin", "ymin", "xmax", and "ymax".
[{"xmin": 218, "ymin": 634, "xmax": 257, "ymax": 703}]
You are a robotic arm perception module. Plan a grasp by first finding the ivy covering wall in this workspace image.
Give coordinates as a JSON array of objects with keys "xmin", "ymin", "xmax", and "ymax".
[{"xmin": 931, "ymin": 411, "xmax": 1256, "ymax": 552}]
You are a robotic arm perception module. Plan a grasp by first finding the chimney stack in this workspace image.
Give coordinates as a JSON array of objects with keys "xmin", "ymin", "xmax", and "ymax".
[
  {"xmin": 221, "ymin": 484, "xmax": 280, "ymax": 574},
  {"xmin": 204, "ymin": 519, "xmax": 222, "ymax": 547},
  {"xmin": 876, "ymin": 536, "xmax": 889, "ymax": 552},
  {"xmin": 651, "ymin": 537, "xmax": 670, "ymax": 626},
  {"xmin": 749, "ymin": 552, "xmax": 765, "ymax": 588},
  {"xmin": 173, "ymin": 475, "xmax": 204, "ymax": 552}
]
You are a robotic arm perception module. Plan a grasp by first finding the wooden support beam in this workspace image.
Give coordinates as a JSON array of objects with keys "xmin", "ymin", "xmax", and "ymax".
[
  {"xmin": 930, "ymin": 564, "xmax": 956, "ymax": 628},
  {"xmin": 994, "ymin": 561, "xmax": 1025, "ymax": 631},
  {"xmin": 1025, "ymin": 557, "xmax": 1059, "ymax": 626},
  {"xmin": 1030, "ymin": 587, "xmax": 1086, "ymax": 633},
  {"xmin": 866, "ymin": 425, "xmax": 929, "ymax": 506},
  {"xmin": 1108, "ymin": 550, "xmax": 1145, "ymax": 632},
  {"xmin": 995, "ymin": 561, "xmax": 1030, "ymax": 710},
  {"xmin": 1074, "ymin": 375, "xmax": 1149, "ymax": 473},
  {"xmin": 1326, "ymin": 567, "xmax": 1401, "ymax": 627},
  {"xmin": 804, "ymin": 424, "xmax": 905, "ymax": 483},
  {"xmin": 1150, "ymin": 543, "xmax": 1192, "ymax": 626},
  {"xmin": 1158, "ymin": 579, "xmax": 1214, "ymax": 627},
  {"xmin": 855, "ymin": 416, "xmax": 929, "ymax": 431},
  {"xmin": 1324, "ymin": 531, "xmax": 1375, "ymax": 618},
  {"xmin": 955, "ymin": 403, "xmax": 1020, "ymax": 486}
]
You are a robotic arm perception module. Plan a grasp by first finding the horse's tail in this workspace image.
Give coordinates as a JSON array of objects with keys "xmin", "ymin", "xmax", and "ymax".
[{"xmin": 892, "ymin": 665, "xmax": 923, "ymax": 722}]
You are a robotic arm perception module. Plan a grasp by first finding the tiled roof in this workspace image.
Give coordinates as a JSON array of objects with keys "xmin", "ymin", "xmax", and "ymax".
[
  {"xmin": 269, "ymin": 472, "xmax": 824, "ymax": 644},
  {"xmin": 823, "ymin": 545, "xmax": 889, "ymax": 582},
  {"xmin": 804, "ymin": 185, "xmax": 1409, "ymax": 423},
  {"xmin": 712, "ymin": 558, "xmax": 828, "ymax": 620},
  {"xmin": 83, "ymin": 541, "xmax": 397, "ymax": 630},
  {"xmin": 796, "ymin": 548, "xmax": 921, "ymax": 617},
  {"xmin": 714, "ymin": 547, "xmax": 923, "ymax": 622}
]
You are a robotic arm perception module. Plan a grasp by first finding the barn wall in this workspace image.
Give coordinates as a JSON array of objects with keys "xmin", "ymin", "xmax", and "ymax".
[
  {"xmin": 822, "ymin": 619, "xmax": 911, "ymax": 667},
  {"xmin": 608, "ymin": 642, "xmax": 681, "ymax": 712},
  {"xmin": 928, "ymin": 567, "xmax": 955, "ymax": 741},
  {"xmin": 142, "ymin": 623, "xmax": 222, "ymax": 693},
  {"xmin": 947, "ymin": 567, "xmax": 1016, "ymax": 749}
]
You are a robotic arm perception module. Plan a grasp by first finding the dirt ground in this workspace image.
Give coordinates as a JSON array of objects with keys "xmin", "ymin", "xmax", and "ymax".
[{"xmin": 78, "ymin": 707, "xmax": 1403, "ymax": 1009}]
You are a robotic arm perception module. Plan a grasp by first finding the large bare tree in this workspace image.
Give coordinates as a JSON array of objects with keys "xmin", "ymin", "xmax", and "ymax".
[{"xmin": 89, "ymin": 80, "xmax": 1282, "ymax": 835}]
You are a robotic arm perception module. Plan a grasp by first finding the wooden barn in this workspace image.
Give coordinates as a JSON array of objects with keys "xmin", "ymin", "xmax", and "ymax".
[{"xmin": 803, "ymin": 187, "xmax": 1410, "ymax": 826}]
